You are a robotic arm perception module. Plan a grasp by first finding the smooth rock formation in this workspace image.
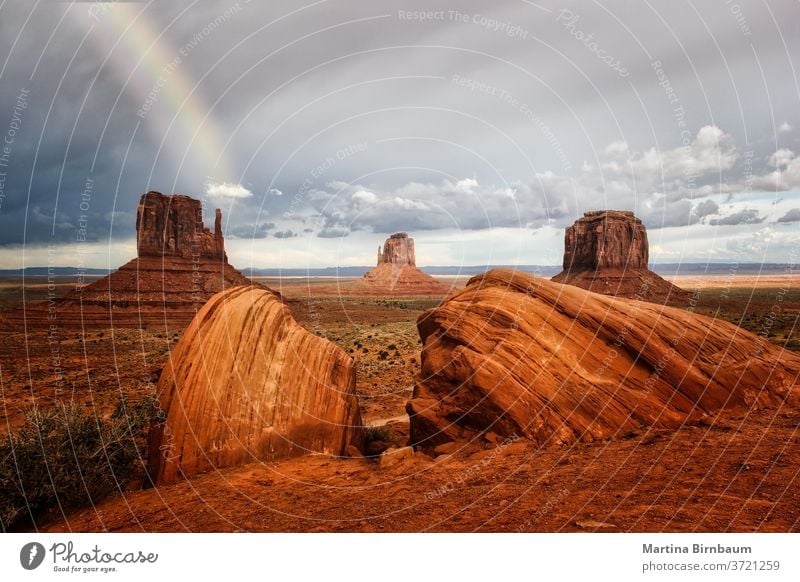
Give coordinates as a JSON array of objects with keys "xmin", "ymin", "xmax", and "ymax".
[
  {"xmin": 9, "ymin": 191, "xmax": 251, "ymax": 328},
  {"xmin": 552, "ymin": 210, "xmax": 688, "ymax": 302},
  {"xmin": 360, "ymin": 233, "xmax": 449, "ymax": 295},
  {"xmin": 407, "ymin": 269, "xmax": 800, "ymax": 449},
  {"xmin": 149, "ymin": 286, "xmax": 364, "ymax": 485}
]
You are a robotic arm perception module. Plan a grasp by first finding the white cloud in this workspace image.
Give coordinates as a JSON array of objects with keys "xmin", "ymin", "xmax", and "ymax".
[
  {"xmin": 391, "ymin": 196, "xmax": 429, "ymax": 210},
  {"xmin": 205, "ymin": 181, "xmax": 253, "ymax": 199},
  {"xmin": 769, "ymin": 148, "xmax": 794, "ymax": 168},
  {"xmin": 725, "ymin": 227, "xmax": 777, "ymax": 258},
  {"xmin": 752, "ymin": 151, "xmax": 800, "ymax": 191},
  {"xmin": 351, "ymin": 190, "xmax": 378, "ymax": 204},
  {"xmin": 454, "ymin": 178, "xmax": 479, "ymax": 193},
  {"xmin": 605, "ymin": 125, "xmax": 737, "ymax": 181},
  {"xmin": 604, "ymin": 140, "xmax": 629, "ymax": 156},
  {"xmin": 269, "ymin": 188, "xmax": 283, "ymax": 196},
  {"xmin": 779, "ymin": 121, "xmax": 792, "ymax": 133}
]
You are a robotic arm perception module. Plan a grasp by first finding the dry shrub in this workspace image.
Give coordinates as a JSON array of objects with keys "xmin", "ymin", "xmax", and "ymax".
[{"xmin": 0, "ymin": 396, "xmax": 157, "ymax": 531}]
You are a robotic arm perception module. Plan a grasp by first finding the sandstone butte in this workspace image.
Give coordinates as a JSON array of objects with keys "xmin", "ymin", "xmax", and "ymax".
[
  {"xmin": 552, "ymin": 210, "xmax": 689, "ymax": 302},
  {"xmin": 407, "ymin": 269, "xmax": 800, "ymax": 449},
  {"xmin": 359, "ymin": 232, "xmax": 450, "ymax": 295},
  {"xmin": 149, "ymin": 285, "xmax": 364, "ymax": 485},
  {"xmin": 8, "ymin": 191, "xmax": 251, "ymax": 327}
]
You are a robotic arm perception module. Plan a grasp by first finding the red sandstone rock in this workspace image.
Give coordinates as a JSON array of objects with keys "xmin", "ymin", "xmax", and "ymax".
[
  {"xmin": 148, "ymin": 286, "xmax": 364, "ymax": 484},
  {"xmin": 552, "ymin": 210, "xmax": 687, "ymax": 302},
  {"xmin": 377, "ymin": 232, "xmax": 416, "ymax": 266},
  {"xmin": 360, "ymin": 233, "xmax": 449, "ymax": 295},
  {"xmin": 562, "ymin": 210, "xmax": 648, "ymax": 270},
  {"xmin": 7, "ymin": 191, "xmax": 252, "ymax": 328},
  {"xmin": 137, "ymin": 191, "xmax": 226, "ymax": 261},
  {"xmin": 53, "ymin": 255, "xmax": 252, "ymax": 327},
  {"xmin": 407, "ymin": 269, "xmax": 800, "ymax": 449}
]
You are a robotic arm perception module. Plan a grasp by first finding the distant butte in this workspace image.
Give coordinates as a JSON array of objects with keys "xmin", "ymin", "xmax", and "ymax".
[
  {"xmin": 551, "ymin": 210, "xmax": 689, "ymax": 302},
  {"xmin": 376, "ymin": 232, "xmax": 416, "ymax": 266},
  {"xmin": 9, "ymin": 191, "xmax": 252, "ymax": 328},
  {"xmin": 136, "ymin": 191, "xmax": 227, "ymax": 262},
  {"xmin": 360, "ymin": 232, "xmax": 449, "ymax": 295}
]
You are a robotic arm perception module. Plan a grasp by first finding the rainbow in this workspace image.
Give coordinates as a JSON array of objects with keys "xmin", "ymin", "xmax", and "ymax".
[{"xmin": 81, "ymin": 2, "xmax": 242, "ymax": 184}]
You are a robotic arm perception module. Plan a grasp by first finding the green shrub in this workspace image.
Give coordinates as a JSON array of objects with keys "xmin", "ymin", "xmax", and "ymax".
[
  {"xmin": 364, "ymin": 425, "xmax": 391, "ymax": 445},
  {"xmin": 0, "ymin": 396, "xmax": 157, "ymax": 531}
]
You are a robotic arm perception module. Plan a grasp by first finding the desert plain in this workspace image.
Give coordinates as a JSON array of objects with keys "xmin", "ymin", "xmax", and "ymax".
[{"xmin": 1, "ymin": 267, "xmax": 798, "ymax": 532}]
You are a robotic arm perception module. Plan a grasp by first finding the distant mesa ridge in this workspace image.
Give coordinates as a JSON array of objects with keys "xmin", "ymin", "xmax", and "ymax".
[{"xmin": 552, "ymin": 209, "xmax": 689, "ymax": 302}]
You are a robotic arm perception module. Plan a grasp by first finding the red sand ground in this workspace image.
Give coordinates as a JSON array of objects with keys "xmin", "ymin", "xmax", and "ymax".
[{"xmin": 45, "ymin": 407, "xmax": 800, "ymax": 532}]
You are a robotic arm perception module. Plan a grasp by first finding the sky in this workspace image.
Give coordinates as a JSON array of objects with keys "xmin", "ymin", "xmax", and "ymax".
[{"xmin": 0, "ymin": 0, "xmax": 798, "ymax": 270}]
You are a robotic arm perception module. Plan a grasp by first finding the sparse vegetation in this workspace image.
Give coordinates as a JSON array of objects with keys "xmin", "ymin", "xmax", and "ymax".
[
  {"xmin": 0, "ymin": 395, "xmax": 158, "ymax": 531},
  {"xmin": 363, "ymin": 425, "xmax": 392, "ymax": 446}
]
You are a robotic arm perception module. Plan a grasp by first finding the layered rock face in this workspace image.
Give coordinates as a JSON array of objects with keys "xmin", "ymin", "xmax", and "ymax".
[
  {"xmin": 562, "ymin": 210, "xmax": 648, "ymax": 270},
  {"xmin": 8, "ymin": 191, "xmax": 251, "ymax": 328},
  {"xmin": 407, "ymin": 269, "xmax": 800, "ymax": 449},
  {"xmin": 149, "ymin": 286, "xmax": 364, "ymax": 485},
  {"xmin": 63, "ymin": 256, "xmax": 251, "ymax": 326},
  {"xmin": 137, "ymin": 191, "xmax": 226, "ymax": 261},
  {"xmin": 361, "ymin": 233, "xmax": 449, "ymax": 295},
  {"xmin": 552, "ymin": 210, "xmax": 688, "ymax": 302}
]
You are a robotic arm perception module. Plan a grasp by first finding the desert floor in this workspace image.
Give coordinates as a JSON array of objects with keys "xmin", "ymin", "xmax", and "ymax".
[{"xmin": 1, "ymin": 272, "xmax": 798, "ymax": 532}]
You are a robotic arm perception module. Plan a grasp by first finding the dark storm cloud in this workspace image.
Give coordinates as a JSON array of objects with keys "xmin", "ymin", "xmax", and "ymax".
[
  {"xmin": 317, "ymin": 227, "xmax": 350, "ymax": 238},
  {"xmin": 709, "ymin": 208, "xmax": 765, "ymax": 226},
  {"xmin": 0, "ymin": 3, "xmax": 194, "ymax": 246},
  {"xmin": 694, "ymin": 199, "xmax": 719, "ymax": 219},
  {"xmin": 227, "ymin": 221, "xmax": 276, "ymax": 239},
  {"xmin": 777, "ymin": 208, "xmax": 800, "ymax": 223},
  {"xmin": 638, "ymin": 198, "xmax": 719, "ymax": 229},
  {"xmin": 0, "ymin": 0, "xmax": 798, "ymax": 266}
]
